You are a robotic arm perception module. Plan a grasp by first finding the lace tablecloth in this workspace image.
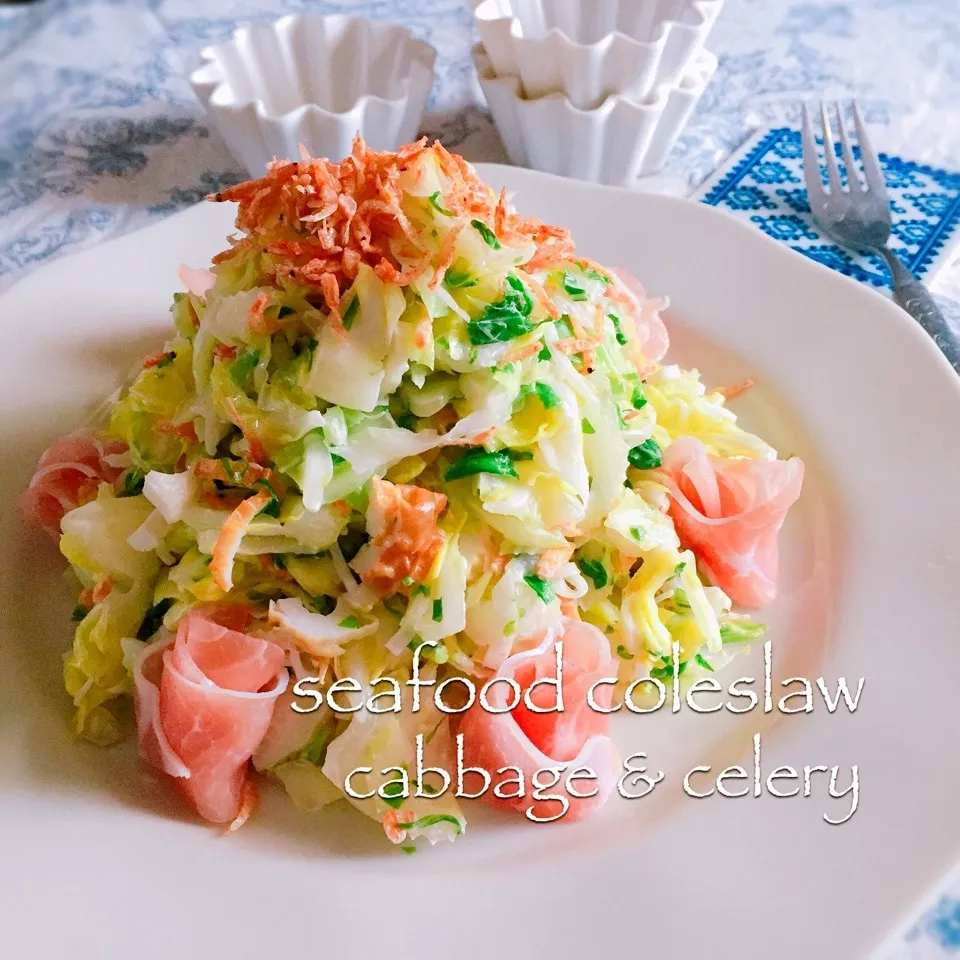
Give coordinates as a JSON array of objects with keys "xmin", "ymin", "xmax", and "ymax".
[{"xmin": 2, "ymin": 0, "xmax": 959, "ymax": 953}]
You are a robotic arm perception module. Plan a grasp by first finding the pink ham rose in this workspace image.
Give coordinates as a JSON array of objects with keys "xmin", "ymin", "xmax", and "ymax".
[
  {"xmin": 458, "ymin": 619, "xmax": 619, "ymax": 823},
  {"xmin": 23, "ymin": 430, "xmax": 126, "ymax": 538},
  {"xmin": 657, "ymin": 437, "xmax": 804, "ymax": 608},
  {"xmin": 178, "ymin": 263, "xmax": 216, "ymax": 297},
  {"xmin": 611, "ymin": 267, "xmax": 670, "ymax": 364},
  {"xmin": 134, "ymin": 609, "xmax": 287, "ymax": 824}
]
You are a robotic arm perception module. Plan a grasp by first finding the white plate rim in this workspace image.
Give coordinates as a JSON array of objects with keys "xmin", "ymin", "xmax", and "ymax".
[{"xmin": 0, "ymin": 163, "xmax": 958, "ymax": 959}]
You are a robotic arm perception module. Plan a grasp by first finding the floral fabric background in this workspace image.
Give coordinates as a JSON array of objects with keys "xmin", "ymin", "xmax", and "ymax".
[{"xmin": 2, "ymin": 0, "xmax": 960, "ymax": 952}]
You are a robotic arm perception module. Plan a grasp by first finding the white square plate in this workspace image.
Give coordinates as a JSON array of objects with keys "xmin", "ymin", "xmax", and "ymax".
[{"xmin": 1, "ymin": 164, "xmax": 958, "ymax": 959}]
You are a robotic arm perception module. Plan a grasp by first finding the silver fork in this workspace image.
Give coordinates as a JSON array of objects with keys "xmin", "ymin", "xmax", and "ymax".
[{"xmin": 801, "ymin": 101, "xmax": 960, "ymax": 373}]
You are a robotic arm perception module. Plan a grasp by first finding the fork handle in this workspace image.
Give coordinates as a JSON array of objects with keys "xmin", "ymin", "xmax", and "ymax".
[{"xmin": 879, "ymin": 248, "xmax": 960, "ymax": 374}]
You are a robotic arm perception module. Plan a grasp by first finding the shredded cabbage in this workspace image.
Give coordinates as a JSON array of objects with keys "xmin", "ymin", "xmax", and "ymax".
[{"xmin": 39, "ymin": 142, "xmax": 786, "ymax": 846}]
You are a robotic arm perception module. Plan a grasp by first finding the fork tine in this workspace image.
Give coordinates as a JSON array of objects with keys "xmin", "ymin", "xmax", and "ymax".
[
  {"xmin": 801, "ymin": 103, "xmax": 827, "ymax": 205},
  {"xmin": 820, "ymin": 102, "xmax": 844, "ymax": 195},
  {"xmin": 852, "ymin": 101, "xmax": 889, "ymax": 201},
  {"xmin": 834, "ymin": 102, "xmax": 861, "ymax": 191}
]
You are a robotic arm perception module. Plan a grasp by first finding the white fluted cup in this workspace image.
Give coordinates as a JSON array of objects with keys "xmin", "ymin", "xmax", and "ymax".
[
  {"xmin": 189, "ymin": 14, "xmax": 436, "ymax": 175},
  {"xmin": 475, "ymin": 43, "xmax": 718, "ymax": 184},
  {"xmin": 474, "ymin": 0, "xmax": 722, "ymax": 109}
]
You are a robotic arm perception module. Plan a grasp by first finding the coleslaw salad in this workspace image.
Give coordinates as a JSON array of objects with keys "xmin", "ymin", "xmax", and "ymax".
[{"xmin": 23, "ymin": 137, "xmax": 803, "ymax": 848}]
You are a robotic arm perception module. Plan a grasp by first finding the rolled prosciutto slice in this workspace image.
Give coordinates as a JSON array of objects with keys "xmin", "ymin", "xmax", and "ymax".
[
  {"xmin": 657, "ymin": 436, "xmax": 804, "ymax": 608},
  {"xmin": 23, "ymin": 430, "xmax": 126, "ymax": 537},
  {"xmin": 458, "ymin": 619, "xmax": 619, "ymax": 823},
  {"xmin": 611, "ymin": 267, "xmax": 670, "ymax": 363},
  {"xmin": 134, "ymin": 610, "xmax": 287, "ymax": 823}
]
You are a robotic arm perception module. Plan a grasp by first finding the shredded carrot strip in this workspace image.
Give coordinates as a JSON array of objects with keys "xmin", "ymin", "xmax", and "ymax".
[
  {"xmin": 91, "ymin": 573, "xmax": 113, "ymax": 604},
  {"xmin": 414, "ymin": 312, "xmax": 432, "ymax": 349},
  {"xmin": 210, "ymin": 489, "xmax": 272, "ymax": 593},
  {"xmin": 499, "ymin": 342, "xmax": 542, "ymax": 366},
  {"xmin": 444, "ymin": 425, "xmax": 496, "ymax": 447},
  {"xmin": 224, "ymin": 780, "xmax": 258, "ymax": 835},
  {"xmin": 260, "ymin": 554, "xmax": 293, "ymax": 581},
  {"xmin": 429, "ymin": 221, "xmax": 465, "ymax": 289},
  {"xmin": 470, "ymin": 428, "xmax": 496, "ymax": 445},
  {"xmin": 222, "ymin": 397, "xmax": 267, "ymax": 465},
  {"xmin": 518, "ymin": 271, "xmax": 560, "ymax": 320},
  {"xmin": 593, "ymin": 302, "xmax": 607, "ymax": 340},
  {"xmin": 555, "ymin": 336, "xmax": 596, "ymax": 371},
  {"xmin": 78, "ymin": 574, "xmax": 113, "ymax": 609},
  {"xmin": 568, "ymin": 312, "xmax": 591, "ymax": 341},
  {"xmin": 142, "ymin": 351, "xmax": 170, "ymax": 369},
  {"xmin": 555, "ymin": 337, "xmax": 597, "ymax": 356},
  {"xmin": 155, "ymin": 419, "xmax": 198, "ymax": 443}
]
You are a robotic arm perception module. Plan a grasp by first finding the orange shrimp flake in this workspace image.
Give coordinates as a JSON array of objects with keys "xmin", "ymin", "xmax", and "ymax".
[
  {"xmin": 359, "ymin": 477, "xmax": 447, "ymax": 595},
  {"xmin": 209, "ymin": 136, "xmax": 577, "ymax": 295},
  {"xmin": 193, "ymin": 458, "xmax": 277, "ymax": 489},
  {"xmin": 715, "ymin": 378, "xmax": 756, "ymax": 399},
  {"xmin": 381, "ymin": 808, "xmax": 415, "ymax": 845},
  {"xmin": 536, "ymin": 544, "xmax": 574, "ymax": 579},
  {"xmin": 78, "ymin": 573, "xmax": 113, "ymax": 609},
  {"xmin": 247, "ymin": 291, "xmax": 276, "ymax": 335}
]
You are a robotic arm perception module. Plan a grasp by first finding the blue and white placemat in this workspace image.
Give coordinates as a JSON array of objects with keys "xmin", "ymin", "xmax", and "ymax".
[
  {"xmin": 695, "ymin": 126, "xmax": 960, "ymax": 290},
  {"xmin": 894, "ymin": 894, "xmax": 960, "ymax": 958}
]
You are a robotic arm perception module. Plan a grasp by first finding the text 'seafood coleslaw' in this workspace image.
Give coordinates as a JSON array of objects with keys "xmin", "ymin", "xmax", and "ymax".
[{"xmin": 24, "ymin": 139, "xmax": 803, "ymax": 848}]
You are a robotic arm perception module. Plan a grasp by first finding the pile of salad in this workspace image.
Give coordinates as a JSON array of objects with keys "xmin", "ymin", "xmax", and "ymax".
[{"xmin": 24, "ymin": 138, "xmax": 803, "ymax": 847}]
